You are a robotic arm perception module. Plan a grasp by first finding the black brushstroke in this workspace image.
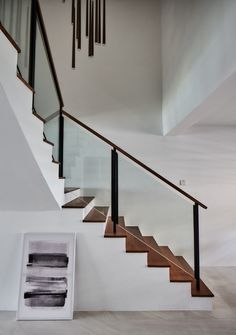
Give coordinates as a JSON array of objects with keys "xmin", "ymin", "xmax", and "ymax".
[
  {"xmin": 27, "ymin": 253, "xmax": 69, "ymax": 268},
  {"xmin": 26, "ymin": 276, "xmax": 67, "ymax": 283},
  {"xmin": 24, "ymin": 291, "xmax": 67, "ymax": 307}
]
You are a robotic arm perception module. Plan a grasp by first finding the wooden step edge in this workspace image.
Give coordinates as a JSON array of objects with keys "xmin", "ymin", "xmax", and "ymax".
[
  {"xmin": 64, "ymin": 187, "xmax": 80, "ymax": 194},
  {"xmin": 159, "ymin": 247, "xmax": 193, "ymax": 283},
  {"xmin": 52, "ymin": 159, "xmax": 60, "ymax": 165},
  {"xmin": 17, "ymin": 73, "xmax": 34, "ymax": 92},
  {"xmin": 59, "ymin": 176, "xmax": 66, "ymax": 179},
  {"xmin": 32, "ymin": 111, "xmax": 46, "ymax": 123},
  {"xmin": 191, "ymin": 279, "xmax": 214, "ymax": 298},
  {"xmin": 43, "ymin": 138, "xmax": 54, "ymax": 146},
  {"xmin": 143, "ymin": 237, "xmax": 171, "ymax": 268},
  {"xmin": 83, "ymin": 206, "xmax": 109, "ymax": 223},
  {"xmin": 0, "ymin": 22, "xmax": 21, "ymax": 53},
  {"xmin": 62, "ymin": 196, "xmax": 95, "ymax": 209},
  {"xmin": 104, "ymin": 217, "xmax": 127, "ymax": 238},
  {"xmin": 159, "ymin": 246, "xmax": 186, "ymax": 269},
  {"xmin": 177, "ymin": 256, "xmax": 214, "ymax": 297},
  {"xmin": 176, "ymin": 256, "xmax": 194, "ymax": 275},
  {"xmin": 125, "ymin": 226, "xmax": 149, "ymax": 253}
]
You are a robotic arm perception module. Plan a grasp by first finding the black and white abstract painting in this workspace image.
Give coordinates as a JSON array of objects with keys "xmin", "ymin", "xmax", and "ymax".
[{"xmin": 17, "ymin": 233, "xmax": 76, "ymax": 320}]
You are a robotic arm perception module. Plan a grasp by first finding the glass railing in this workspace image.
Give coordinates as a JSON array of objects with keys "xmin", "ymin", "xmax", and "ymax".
[
  {"xmin": 34, "ymin": 19, "xmax": 60, "ymax": 121},
  {"xmin": 0, "ymin": 0, "xmax": 62, "ymax": 162},
  {"xmin": 62, "ymin": 113, "xmax": 205, "ymax": 288},
  {"xmin": 64, "ymin": 117, "xmax": 111, "ymax": 207},
  {"xmin": 0, "ymin": 0, "xmax": 31, "ymax": 81},
  {"xmin": 34, "ymin": 16, "xmax": 61, "ymax": 161},
  {"xmin": 119, "ymin": 153, "xmax": 194, "ymax": 268}
]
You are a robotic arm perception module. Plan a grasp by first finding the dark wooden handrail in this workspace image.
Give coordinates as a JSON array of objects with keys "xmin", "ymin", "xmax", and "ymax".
[
  {"xmin": 0, "ymin": 21, "xmax": 21, "ymax": 53},
  {"xmin": 62, "ymin": 110, "xmax": 207, "ymax": 209},
  {"xmin": 35, "ymin": 0, "xmax": 64, "ymax": 108}
]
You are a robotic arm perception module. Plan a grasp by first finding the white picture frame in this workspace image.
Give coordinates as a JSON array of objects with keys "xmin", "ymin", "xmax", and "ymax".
[{"xmin": 17, "ymin": 233, "xmax": 76, "ymax": 320}]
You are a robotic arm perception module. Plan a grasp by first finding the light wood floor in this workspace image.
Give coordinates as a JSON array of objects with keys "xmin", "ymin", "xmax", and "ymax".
[{"xmin": 0, "ymin": 267, "xmax": 235, "ymax": 335}]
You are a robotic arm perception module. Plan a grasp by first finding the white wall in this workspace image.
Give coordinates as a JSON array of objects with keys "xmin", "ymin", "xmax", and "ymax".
[
  {"xmin": 161, "ymin": 0, "xmax": 236, "ymax": 134},
  {"xmin": 39, "ymin": 0, "xmax": 162, "ymax": 135}
]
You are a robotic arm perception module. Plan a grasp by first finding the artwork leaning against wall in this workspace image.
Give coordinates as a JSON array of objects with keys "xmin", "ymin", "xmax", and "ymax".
[{"xmin": 17, "ymin": 233, "xmax": 76, "ymax": 320}]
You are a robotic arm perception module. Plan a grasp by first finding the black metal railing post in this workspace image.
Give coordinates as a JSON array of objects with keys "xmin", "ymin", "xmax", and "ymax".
[
  {"xmin": 111, "ymin": 148, "xmax": 118, "ymax": 233},
  {"xmin": 28, "ymin": 0, "xmax": 37, "ymax": 88},
  {"xmin": 193, "ymin": 203, "xmax": 200, "ymax": 290},
  {"xmin": 58, "ymin": 110, "xmax": 64, "ymax": 178}
]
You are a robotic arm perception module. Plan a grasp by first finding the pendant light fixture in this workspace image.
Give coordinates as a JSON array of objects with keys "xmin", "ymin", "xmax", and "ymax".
[{"xmin": 63, "ymin": 0, "xmax": 106, "ymax": 68}]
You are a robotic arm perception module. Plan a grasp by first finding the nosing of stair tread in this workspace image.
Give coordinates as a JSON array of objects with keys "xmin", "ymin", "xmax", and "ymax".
[
  {"xmin": 125, "ymin": 226, "xmax": 149, "ymax": 253},
  {"xmin": 159, "ymin": 246, "xmax": 184, "ymax": 267},
  {"xmin": 64, "ymin": 187, "xmax": 80, "ymax": 194},
  {"xmin": 104, "ymin": 217, "xmax": 127, "ymax": 238},
  {"xmin": 62, "ymin": 196, "xmax": 94, "ymax": 208},
  {"xmin": 83, "ymin": 206, "xmax": 109, "ymax": 223},
  {"xmin": 0, "ymin": 22, "xmax": 21, "ymax": 52},
  {"xmin": 176, "ymin": 256, "xmax": 214, "ymax": 297}
]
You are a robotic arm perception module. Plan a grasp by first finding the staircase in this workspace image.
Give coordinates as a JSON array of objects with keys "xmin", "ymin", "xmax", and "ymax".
[{"xmin": 0, "ymin": 1, "xmax": 214, "ymax": 311}]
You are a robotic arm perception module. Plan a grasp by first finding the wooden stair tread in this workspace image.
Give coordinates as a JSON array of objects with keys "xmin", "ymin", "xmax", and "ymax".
[
  {"xmin": 83, "ymin": 206, "xmax": 109, "ymax": 222},
  {"xmin": 159, "ymin": 246, "xmax": 193, "ymax": 282},
  {"xmin": 64, "ymin": 187, "xmax": 80, "ymax": 194},
  {"xmin": 143, "ymin": 237, "xmax": 170, "ymax": 268},
  {"xmin": 125, "ymin": 226, "xmax": 149, "ymax": 253},
  {"xmin": 104, "ymin": 217, "xmax": 127, "ymax": 238},
  {"xmin": 177, "ymin": 256, "xmax": 214, "ymax": 297},
  {"xmin": 62, "ymin": 196, "xmax": 94, "ymax": 208}
]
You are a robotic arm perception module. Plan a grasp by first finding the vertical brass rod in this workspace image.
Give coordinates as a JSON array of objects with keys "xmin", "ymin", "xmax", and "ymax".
[
  {"xmin": 88, "ymin": 0, "xmax": 94, "ymax": 56},
  {"xmin": 72, "ymin": 0, "xmax": 76, "ymax": 67},
  {"xmin": 71, "ymin": 0, "xmax": 75, "ymax": 23},
  {"xmin": 76, "ymin": 0, "xmax": 81, "ymax": 49},
  {"xmin": 95, "ymin": 0, "xmax": 98, "ymax": 43},
  {"xmin": 86, "ymin": 0, "xmax": 89, "ymax": 37},
  {"xmin": 98, "ymin": 0, "xmax": 101, "ymax": 43},
  {"xmin": 102, "ymin": 0, "xmax": 106, "ymax": 44}
]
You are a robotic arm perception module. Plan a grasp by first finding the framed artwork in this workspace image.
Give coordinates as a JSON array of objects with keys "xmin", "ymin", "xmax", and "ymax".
[{"xmin": 17, "ymin": 233, "xmax": 76, "ymax": 320}]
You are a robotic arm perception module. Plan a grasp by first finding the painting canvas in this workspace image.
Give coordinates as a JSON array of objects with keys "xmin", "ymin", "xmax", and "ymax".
[{"xmin": 17, "ymin": 233, "xmax": 76, "ymax": 320}]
